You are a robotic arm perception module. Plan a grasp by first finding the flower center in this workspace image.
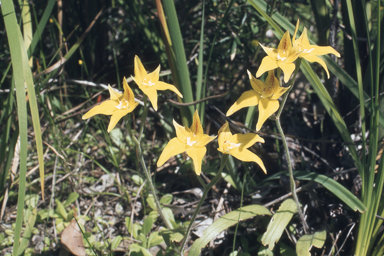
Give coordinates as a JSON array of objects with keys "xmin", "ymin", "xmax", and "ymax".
[
  {"xmin": 115, "ymin": 99, "xmax": 129, "ymax": 110},
  {"xmin": 261, "ymin": 87, "xmax": 273, "ymax": 98},
  {"xmin": 277, "ymin": 52, "xmax": 287, "ymax": 61},
  {"xmin": 143, "ymin": 77, "xmax": 156, "ymax": 87},
  {"xmin": 222, "ymin": 140, "xmax": 241, "ymax": 152},
  {"xmin": 187, "ymin": 136, "xmax": 198, "ymax": 147}
]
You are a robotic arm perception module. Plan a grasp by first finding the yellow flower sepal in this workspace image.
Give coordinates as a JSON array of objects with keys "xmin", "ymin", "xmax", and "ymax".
[
  {"xmin": 157, "ymin": 110, "xmax": 216, "ymax": 175},
  {"xmin": 292, "ymin": 20, "xmax": 340, "ymax": 78},
  {"xmin": 227, "ymin": 70, "xmax": 289, "ymax": 131},
  {"xmin": 257, "ymin": 30, "xmax": 300, "ymax": 83},
  {"xmin": 82, "ymin": 77, "xmax": 139, "ymax": 133},
  {"xmin": 217, "ymin": 122, "xmax": 266, "ymax": 174},
  {"xmin": 132, "ymin": 55, "xmax": 183, "ymax": 111}
]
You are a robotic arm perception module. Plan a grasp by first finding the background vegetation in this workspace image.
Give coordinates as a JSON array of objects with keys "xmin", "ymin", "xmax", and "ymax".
[{"xmin": 0, "ymin": 0, "xmax": 383, "ymax": 255}]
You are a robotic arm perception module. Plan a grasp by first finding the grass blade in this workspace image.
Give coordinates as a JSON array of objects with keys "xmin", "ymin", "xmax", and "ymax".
[
  {"xmin": 2, "ymin": 0, "xmax": 29, "ymax": 253},
  {"xmin": 162, "ymin": 0, "xmax": 194, "ymax": 126}
]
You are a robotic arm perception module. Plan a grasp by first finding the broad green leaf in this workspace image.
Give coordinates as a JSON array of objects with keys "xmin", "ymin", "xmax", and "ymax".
[
  {"xmin": 295, "ymin": 171, "xmax": 366, "ymax": 213},
  {"xmin": 132, "ymin": 223, "xmax": 142, "ymax": 240},
  {"xmin": 147, "ymin": 231, "xmax": 164, "ymax": 248},
  {"xmin": 111, "ymin": 235, "xmax": 122, "ymax": 250},
  {"xmin": 296, "ymin": 230, "xmax": 326, "ymax": 256},
  {"xmin": 162, "ymin": 207, "xmax": 176, "ymax": 229},
  {"xmin": 261, "ymin": 199, "xmax": 298, "ymax": 251},
  {"xmin": 55, "ymin": 199, "xmax": 68, "ymax": 220},
  {"xmin": 25, "ymin": 194, "xmax": 39, "ymax": 209},
  {"xmin": 257, "ymin": 245, "xmax": 274, "ymax": 256},
  {"xmin": 130, "ymin": 244, "xmax": 153, "ymax": 256},
  {"xmin": 142, "ymin": 216, "xmax": 155, "ymax": 236},
  {"xmin": 146, "ymin": 194, "xmax": 157, "ymax": 210},
  {"xmin": 160, "ymin": 194, "xmax": 173, "ymax": 205},
  {"xmin": 132, "ymin": 174, "xmax": 144, "ymax": 186},
  {"xmin": 159, "ymin": 226, "xmax": 185, "ymax": 247},
  {"xmin": 64, "ymin": 192, "xmax": 79, "ymax": 207},
  {"xmin": 189, "ymin": 205, "xmax": 271, "ymax": 256},
  {"xmin": 125, "ymin": 217, "xmax": 132, "ymax": 235}
]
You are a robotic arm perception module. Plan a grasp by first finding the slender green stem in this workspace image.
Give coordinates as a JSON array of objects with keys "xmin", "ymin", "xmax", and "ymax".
[
  {"xmin": 132, "ymin": 135, "xmax": 173, "ymax": 230},
  {"xmin": 232, "ymin": 171, "xmax": 247, "ymax": 253},
  {"xmin": 180, "ymin": 154, "xmax": 229, "ymax": 254},
  {"xmin": 275, "ymin": 59, "xmax": 308, "ymax": 233},
  {"xmin": 138, "ymin": 94, "xmax": 148, "ymax": 142},
  {"xmin": 196, "ymin": 175, "xmax": 207, "ymax": 189}
]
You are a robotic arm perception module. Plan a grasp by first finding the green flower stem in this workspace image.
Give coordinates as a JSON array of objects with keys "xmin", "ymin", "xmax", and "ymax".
[
  {"xmin": 180, "ymin": 154, "xmax": 229, "ymax": 254},
  {"xmin": 138, "ymin": 94, "xmax": 149, "ymax": 142},
  {"xmin": 132, "ymin": 135, "xmax": 173, "ymax": 230},
  {"xmin": 275, "ymin": 58, "xmax": 309, "ymax": 234}
]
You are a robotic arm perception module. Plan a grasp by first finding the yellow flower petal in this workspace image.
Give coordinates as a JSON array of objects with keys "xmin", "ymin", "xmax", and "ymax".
[
  {"xmin": 217, "ymin": 122, "xmax": 266, "ymax": 173},
  {"xmin": 108, "ymin": 109, "xmax": 130, "ymax": 132},
  {"xmin": 157, "ymin": 138, "xmax": 188, "ymax": 167},
  {"xmin": 232, "ymin": 133, "xmax": 264, "ymax": 149},
  {"xmin": 271, "ymin": 86, "xmax": 290, "ymax": 100},
  {"xmin": 82, "ymin": 100, "xmax": 117, "ymax": 119},
  {"xmin": 134, "ymin": 55, "xmax": 147, "ymax": 83},
  {"xmin": 248, "ymin": 70, "xmax": 263, "ymax": 94},
  {"xmin": 256, "ymin": 98, "xmax": 280, "ymax": 131},
  {"xmin": 302, "ymin": 54, "xmax": 330, "ymax": 78},
  {"xmin": 259, "ymin": 44, "xmax": 278, "ymax": 59},
  {"xmin": 186, "ymin": 147, "xmax": 207, "ymax": 175},
  {"xmin": 173, "ymin": 119, "xmax": 191, "ymax": 143},
  {"xmin": 195, "ymin": 134, "xmax": 216, "ymax": 148},
  {"xmin": 190, "ymin": 110, "xmax": 204, "ymax": 135},
  {"xmin": 310, "ymin": 45, "xmax": 340, "ymax": 58},
  {"xmin": 278, "ymin": 62, "xmax": 296, "ymax": 83},
  {"xmin": 230, "ymin": 148, "xmax": 266, "ymax": 173},
  {"xmin": 217, "ymin": 122, "xmax": 232, "ymax": 152},
  {"xmin": 292, "ymin": 19, "xmax": 300, "ymax": 45},
  {"xmin": 277, "ymin": 30, "xmax": 293, "ymax": 53},
  {"xmin": 147, "ymin": 65, "xmax": 160, "ymax": 83},
  {"xmin": 142, "ymin": 87, "xmax": 159, "ymax": 111},
  {"xmin": 109, "ymin": 85, "xmax": 122, "ymax": 101},
  {"xmin": 123, "ymin": 77, "xmax": 136, "ymax": 105},
  {"xmin": 156, "ymin": 81, "xmax": 183, "ymax": 98},
  {"xmin": 226, "ymin": 90, "xmax": 260, "ymax": 116},
  {"xmin": 256, "ymin": 56, "xmax": 279, "ymax": 78}
]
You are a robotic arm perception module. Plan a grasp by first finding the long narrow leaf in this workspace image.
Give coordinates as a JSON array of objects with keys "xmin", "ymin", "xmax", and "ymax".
[
  {"xmin": 295, "ymin": 171, "xmax": 366, "ymax": 212},
  {"xmin": 162, "ymin": 0, "xmax": 194, "ymax": 126},
  {"xmin": 2, "ymin": 1, "xmax": 29, "ymax": 254}
]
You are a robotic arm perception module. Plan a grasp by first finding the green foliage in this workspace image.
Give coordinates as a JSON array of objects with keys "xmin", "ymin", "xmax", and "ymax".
[{"xmin": 2, "ymin": 0, "xmax": 384, "ymax": 255}]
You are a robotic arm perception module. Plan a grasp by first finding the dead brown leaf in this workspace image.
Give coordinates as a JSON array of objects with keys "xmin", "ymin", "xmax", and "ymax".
[{"xmin": 61, "ymin": 219, "xmax": 86, "ymax": 256}]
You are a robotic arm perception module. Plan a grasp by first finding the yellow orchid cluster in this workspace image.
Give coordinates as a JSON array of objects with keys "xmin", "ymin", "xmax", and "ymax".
[
  {"xmin": 83, "ymin": 55, "xmax": 267, "ymax": 176},
  {"xmin": 227, "ymin": 20, "xmax": 340, "ymax": 132},
  {"xmin": 157, "ymin": 110, "xmax": 266, "ymax": 175},
  {"xmin": 82, "ymin": 20, "xmax": 340, "ymax": 177},
  {"xmin": 82, "ymin": 55, "xmax": 183, "ymax": 132}
]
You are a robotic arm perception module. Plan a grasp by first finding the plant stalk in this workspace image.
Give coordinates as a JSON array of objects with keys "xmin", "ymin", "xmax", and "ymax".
[
  {"xmin": 275, "ymin": 59, "xmax": 309, "ymax": 233},
  {"xmin": 132, "ymin": 135, "xmax": 173, "ymax": 230},
  {"xmin": 180, "ymin": 154, "xmax": 229, "ymax": 254}
]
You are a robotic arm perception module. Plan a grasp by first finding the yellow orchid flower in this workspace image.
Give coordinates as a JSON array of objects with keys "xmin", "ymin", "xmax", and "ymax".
[
  {"xmin": 227, "ymin": 70, "xmax": 289, "ymax": 131},
  {"xmin": 257, "ymin": 30, "xmax": 300, "ymax": 83},
  {"xmin": 218, "ymin": 122, "xmax": 266, "ymax": 174},
  {"xmin": 292, "ymin": 20, "xmax": 340, "ymax": 78},
  {"xmin": 82, "ymin": 77, "xmax": 139, "ymax": 133},
  {"xmin": 157, "ymin": 110, "xmax": 216, "ymax": 175},
  {"xmin": 131, "ymin": 55, "xmax": 183, "ymax": 111}
]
